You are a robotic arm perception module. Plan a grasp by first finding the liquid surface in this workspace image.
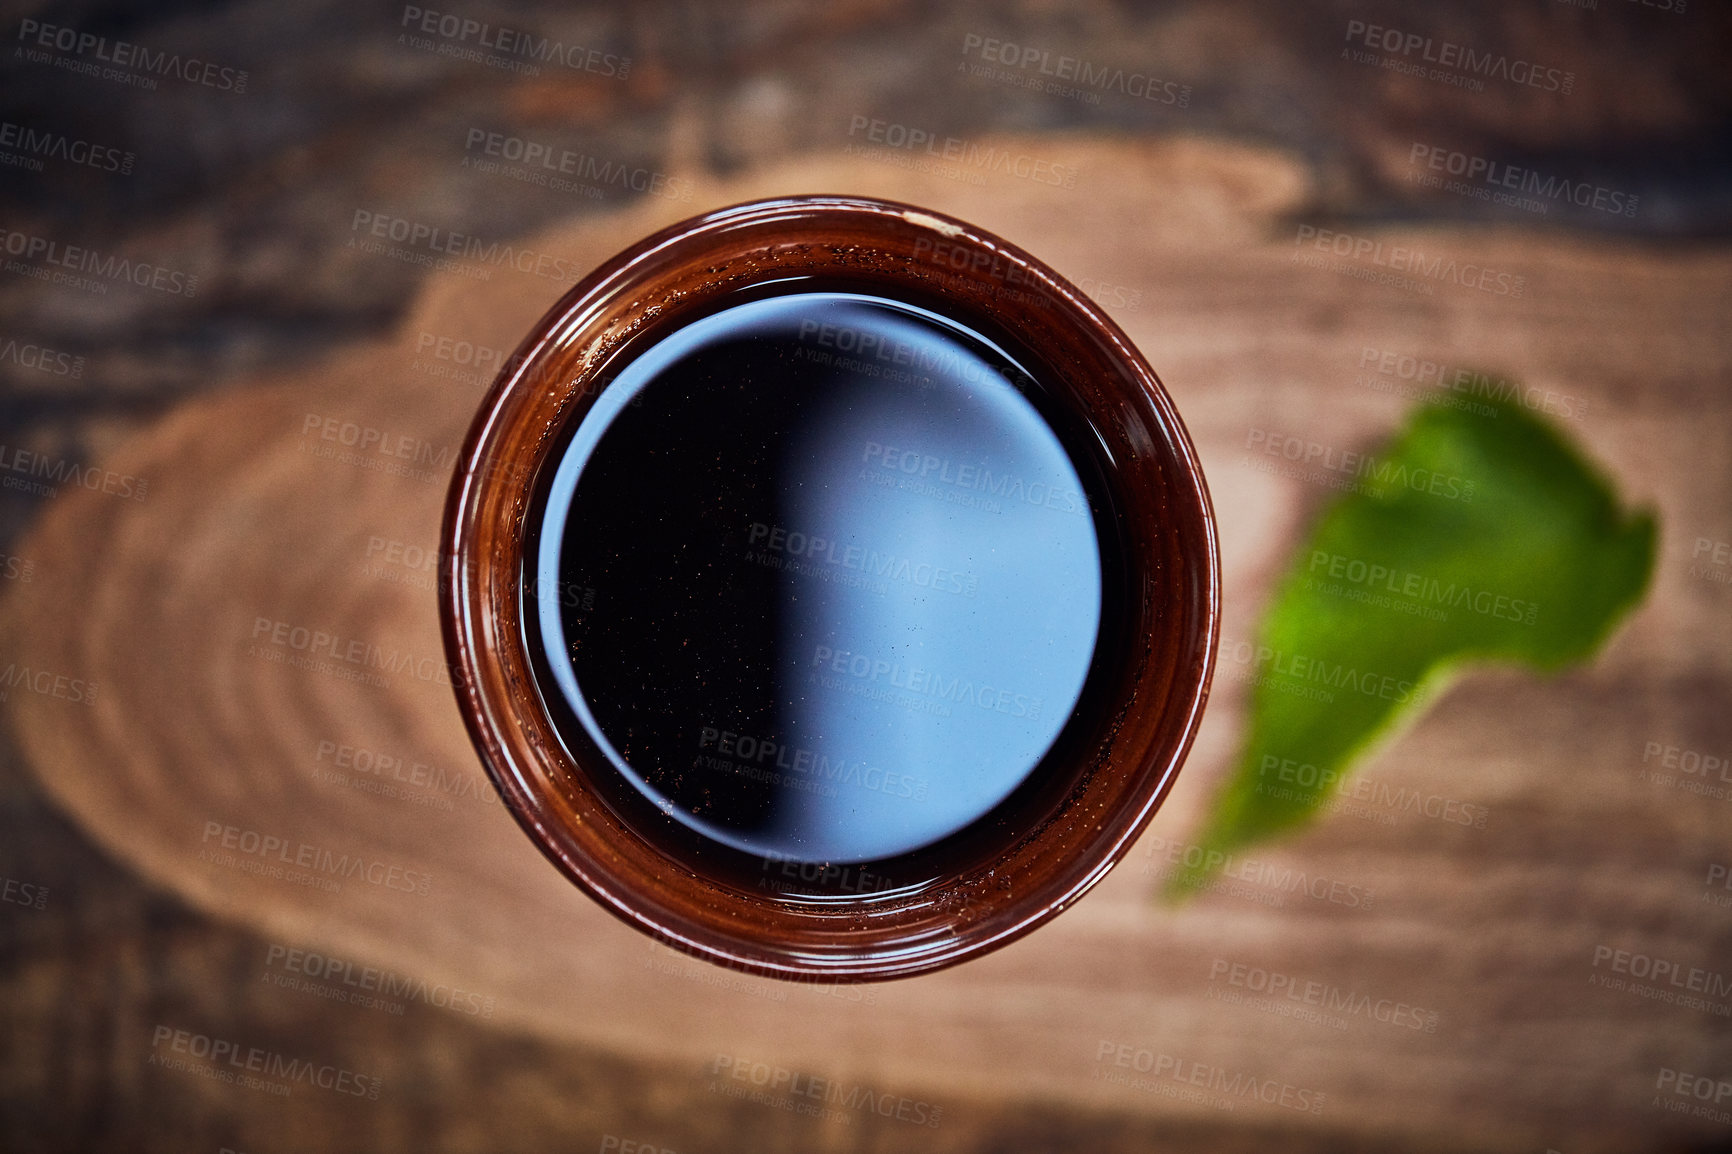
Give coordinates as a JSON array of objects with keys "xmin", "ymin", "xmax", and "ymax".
[{"xmin": 534, "ymin": 292, "xmax": 1101, "ymax": 864}]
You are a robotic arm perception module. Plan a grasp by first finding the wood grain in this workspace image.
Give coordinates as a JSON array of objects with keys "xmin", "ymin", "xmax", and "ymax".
[{"xmin": 5, "ymin": 135, "xmax": 1730, "ymax": 1152}]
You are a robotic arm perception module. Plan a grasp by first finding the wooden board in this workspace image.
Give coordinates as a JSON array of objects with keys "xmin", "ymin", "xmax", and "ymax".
[{"xmin": 6, "ymin": 135, "xmax": 1731, "ymax": 1152}]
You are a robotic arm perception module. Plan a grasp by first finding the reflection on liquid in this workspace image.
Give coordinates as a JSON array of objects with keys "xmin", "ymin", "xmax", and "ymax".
[{"xmin": 536, "ymin": 293, "xmax": 1101, "ymax": 863}]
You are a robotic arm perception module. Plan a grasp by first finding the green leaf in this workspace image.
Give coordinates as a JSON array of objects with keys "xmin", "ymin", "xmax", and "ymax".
[{"xmin": 1168, "ymin": 390, "xmax": 1656, "ymax": 897}]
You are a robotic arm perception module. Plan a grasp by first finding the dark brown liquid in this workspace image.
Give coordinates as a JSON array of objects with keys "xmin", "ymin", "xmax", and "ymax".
[{"xmin": 525, "ymin": 290, "xmax": 1125, "ymax": 897}]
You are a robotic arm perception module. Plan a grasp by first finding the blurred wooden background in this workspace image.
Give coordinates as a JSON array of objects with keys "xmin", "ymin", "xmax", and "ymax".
[
  {"xmin": 3, "ymin": 3, "xmax": 1731, "ymax": 1152},
  {"xmin": 5, "ymin": 134, "xmax": 1731, "ymax": 1152}
]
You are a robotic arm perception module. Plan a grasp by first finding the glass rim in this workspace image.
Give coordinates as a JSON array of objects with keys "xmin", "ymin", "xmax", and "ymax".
[{"xmin": 439, "ymin": 194, "xmax": 1220, "ymax": 981}]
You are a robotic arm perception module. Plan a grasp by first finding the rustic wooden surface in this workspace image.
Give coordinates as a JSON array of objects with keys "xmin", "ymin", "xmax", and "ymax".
[{"xmin": 5, "ymin": 135, "xmax": 1730, "ymax": 1152}]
